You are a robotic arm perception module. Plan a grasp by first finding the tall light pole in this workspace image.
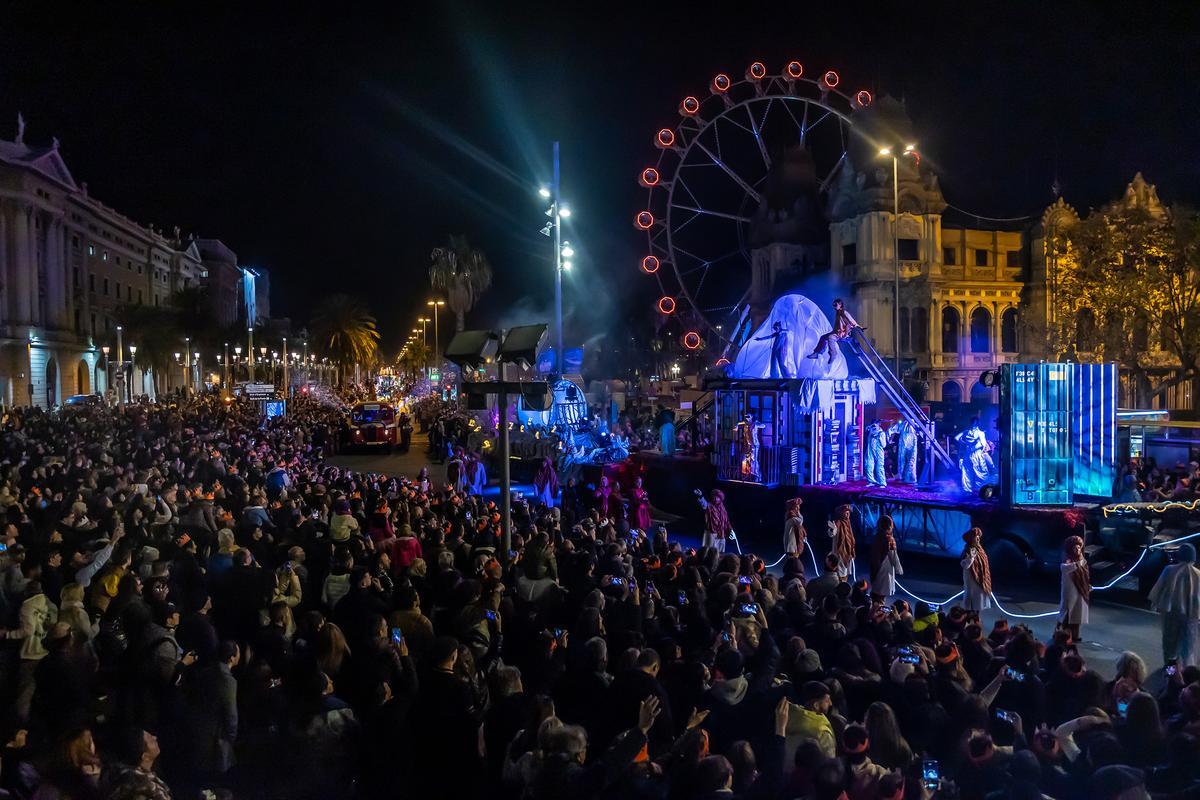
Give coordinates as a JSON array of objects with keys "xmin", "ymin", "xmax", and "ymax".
[
  {"xmin": 282, "ymin": 337, "xmax": 289, "ymax": 393},
  {"xmin": 223, "ymin": 342, "xmax": 230, "ymax": 388},
  {"xmin": 418, "ymin": 317, "xmax": 428, "ymax": 376},
  {"xmin": 184, "ymin": 337, "xmax": 192, "ymax": 394},
  {"xmin": 879, "ymin": 143, "xmax": 917, "ymax": 378},
  {"xmin": 426, "ymin": 299, "xmax": 444, "ymax": 374},
  {"xmin": 540, "ymin": 143, "xmax": 573, "ymax": 375},
  {"xmin": 247, "ymin": 327, "xmax": 255, "ymax": 382},
  {"xmin": 116, "ymin": 325, "xmax": 125, "ymax": 409}
]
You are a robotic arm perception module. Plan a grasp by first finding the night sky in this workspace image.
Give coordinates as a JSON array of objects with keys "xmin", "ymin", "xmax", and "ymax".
[{"xmin": 3, "ymin": 2, "xmax": 1199, "ymax": 355}]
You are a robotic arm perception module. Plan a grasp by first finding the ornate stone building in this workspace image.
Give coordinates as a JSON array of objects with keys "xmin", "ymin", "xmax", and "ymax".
[
  {"xmin": 825, "ymin": 100, "xmax": 1183, "ymax": 409},
  {"xmin": 0, "ymin": 117, "xmax": 239, "ymax": 407}
]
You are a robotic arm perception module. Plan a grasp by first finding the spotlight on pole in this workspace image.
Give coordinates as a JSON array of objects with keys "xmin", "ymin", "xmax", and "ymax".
[
  {"xmin": 558, "ymin": 205, "xmax": 571, "ymax": 219},
  {"xmin": 538, "ymin": 186, "xmax": 551, "ymax": 198}
]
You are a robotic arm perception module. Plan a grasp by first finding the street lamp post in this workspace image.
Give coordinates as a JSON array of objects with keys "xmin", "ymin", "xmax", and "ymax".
[
  {"xmin": 184, "ymin": 337, "xmax": 192, "ymax": 394},
  {"xmin": 540, "ymin": 144, "xmax": 573, "ymax": 375},
  {"xmin": 247, "ymin": 328, "xmax": 255, "ymax": 382},
  {"xmin": 223, "ymin": 343, "xmax": 230, "ymax": 388},
  {"xmin": 282, "ymin": 338, "xmax": 289, "ymax": 393},
  {"xmin": 879, "ymin": 143, "xmax": 917, "ymax": 379},
  {"xmin": 426, "ymin": 299, "xmax": 444, "ymax": 374},
  {"xmin": 115, "ymin": 325, "xmax": 125, "ymax": 409}
]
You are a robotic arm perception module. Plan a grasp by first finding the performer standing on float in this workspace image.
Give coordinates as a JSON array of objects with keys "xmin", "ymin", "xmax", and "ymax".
[
  {"xmin": 782, "ymin": 498, "xmax": 807, "ymax": 560},
  {"xmin": 735, "ymin": 413, "xmax": 765, "ymax": 481},
  {"xmin": 630, "ymin": 476, "xmax": 653, "ymax": 533},
  {"xmin": 827, "ymin": 504, "xmax": 856, "ymax": 580},
  {"xmin": 869, "ymin": 515, "xmax": 903, "ymax": 602},
  {"xmin": 960, "ymin": 527, "xmax": 993, "ymax": 611},
  {"xmin": 864, "ymin": 420, "xmax": 888, "ymax": 488},
  {"xmin": 1149, "ymin": 543, "xmax": 1200, "ymax": 667},
  {"xmin": 465, "ymin": 451, "xmax": 487, "ymax": 496},
  {"xmin": 890, "ymin": 418, "xmax": 920, "ymax": 483},
  {"xmin": 533, "ymin": 456, "xmax": 558, "ymax": 508},
  {"xmin": 658, "ymin": 407, "xmax": 677, "ymax": 456},
  {"xmin": 807, "ymin": 298, "xmax": 865, "ymax": 363},
  {"xmin": 955, "ymin": 417, "xmax": 995, "ymax": 493},
  {"xmin": 755, "ymin": 321, "xmax": 792, "ymax": 379},
  {"xmin": 1059, "ymin": 535, "xmax": 1090, "ymax": 643},
  {"xmin": 698, "ymin": 488, "xmax": 733, "ymax": 554}
]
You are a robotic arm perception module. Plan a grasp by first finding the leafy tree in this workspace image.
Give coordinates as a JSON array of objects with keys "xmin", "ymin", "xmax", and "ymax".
[
  {"xmin": 1050, "ymin": 204, "xmax": 1200, "ymax": 404},
  {"xmin": 310, "ymin": 294, "xmax": 381, "ymax": 384},
  {"xmin": 429, "ymin": 235, "xmax": 494, "ymax": 332}
]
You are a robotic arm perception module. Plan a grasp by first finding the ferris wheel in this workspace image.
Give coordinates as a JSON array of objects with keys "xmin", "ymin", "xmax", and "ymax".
[{"xmin": 635, "ymin": 61, "xmax": 874, "ymax": 353}]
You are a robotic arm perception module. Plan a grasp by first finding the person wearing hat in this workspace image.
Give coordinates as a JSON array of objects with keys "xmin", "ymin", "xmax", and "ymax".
[
  {"xmin": 1149, "ymin": 542, "xmax": 1200, "ymax": 666},
  {"xmin": 1059, "ymin": 534, "xmax": 1090, "ymax": 643},
  {"xmin": 329, "ymin": 497, "xmax": 359, "ymax": 543}
]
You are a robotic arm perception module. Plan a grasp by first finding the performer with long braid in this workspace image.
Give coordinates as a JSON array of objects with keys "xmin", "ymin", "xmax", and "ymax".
[
  {"xmin": 1058, "ymin": 535, "xmax": 1090, "ymax": 642},
  {"xmin": 960, "ymin": 527, "xmax": 993, "ymax": 611}
]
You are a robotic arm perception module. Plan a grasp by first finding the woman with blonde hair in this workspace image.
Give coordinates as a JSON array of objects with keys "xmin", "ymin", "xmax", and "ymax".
[
  {"xmin": 316, "ymin": 621, "xmax": 351, "ymax": 681},
  {"xmin": 58, "ymin": 583, "xmax": 97, "ymax": 640}
]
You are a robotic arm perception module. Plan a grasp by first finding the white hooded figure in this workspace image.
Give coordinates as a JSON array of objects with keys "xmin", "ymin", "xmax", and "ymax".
[
  {"xmin": 733, "ymin": 294, "xmax": 849, "ymax": 380},
  {"xmin": 1149, "ymin": 543, "xmax": 1200, "ymax": 667},
  {"xmin": 890, "ymin": 419, "xmax": 920, "ymax": 483},
  {"xmin": 864, "ymin": 421, "xmax": 887, "ymax": 488},
  {"xmin": 954, "ymin": 417, "xmax": 995, "ymax": 493}
]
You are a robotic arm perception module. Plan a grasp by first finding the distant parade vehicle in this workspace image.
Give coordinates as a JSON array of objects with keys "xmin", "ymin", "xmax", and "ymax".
[{"xmin": 343, "ymin": 401, "xmax": 399, "ymax": 452}]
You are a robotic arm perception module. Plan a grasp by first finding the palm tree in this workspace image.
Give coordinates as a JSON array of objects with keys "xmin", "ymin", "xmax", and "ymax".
[
  {"xmin": 429, "ymin": 235, "xmax": 494, "ymax": 332},
  {"xmin": 400, "ymin": 340, "xmax": 431, "ymax": 380},
  {"xmin": 310, "ymin": 294, "xmax": 381, "ymax": 384}
]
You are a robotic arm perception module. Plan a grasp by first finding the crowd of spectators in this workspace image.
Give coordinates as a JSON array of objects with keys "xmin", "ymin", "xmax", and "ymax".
[{"xmin": 0, "ymin": 390, "xmax": 1191, "ymax": 800}]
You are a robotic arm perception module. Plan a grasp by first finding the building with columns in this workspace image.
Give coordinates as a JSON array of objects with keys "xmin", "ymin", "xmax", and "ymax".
[
  {"xmin": 0, "ymin": 117, "xmax": 239, "ymax": 407},
  {"xmin": 819, "ymin": 100, "xmax": 1185, "ymax": 409}
]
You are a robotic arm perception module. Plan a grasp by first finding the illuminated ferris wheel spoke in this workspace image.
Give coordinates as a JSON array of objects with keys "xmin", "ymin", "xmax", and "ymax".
[
  {"xmin": 693, "ymin": 141, "xmax": 763, "ymax": 204},
  {"xmin": 795, "ymin": 101, "xmax": 810, "ymax": 144},
  {"xmin": 669, "ymin": 203, "xmax": 751, "ymax": 224},
  {"xmin": 746, "ymin": 102, "xmax": 772, "ymax": 170},
  {"xmin": 819, "ymin": 152, "xmax": 848, "ymax": 193},
  {"xmin": 804, "ymin": 109, "xmax": 836, "ymax": 138}
]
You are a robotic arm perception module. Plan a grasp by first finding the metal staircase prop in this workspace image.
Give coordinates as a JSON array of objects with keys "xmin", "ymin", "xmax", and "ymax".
[{"xmin": 843, "ymin": 328, "xmax": 953, "ymax": 481}]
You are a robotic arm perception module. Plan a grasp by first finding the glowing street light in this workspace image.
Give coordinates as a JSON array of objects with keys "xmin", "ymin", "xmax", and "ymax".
[
  {"xmin": 878, "ymin": 141, "xmax": 919, "ymax": 377},
  {"xmin": 538, "ymin": 186, "xmax": 551, "ymax": 199}
]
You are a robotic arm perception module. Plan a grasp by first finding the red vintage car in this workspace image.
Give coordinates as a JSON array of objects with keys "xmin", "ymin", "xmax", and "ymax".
[{"xmin": 343, "ymin": 402, "xmax": 399, "ymax": 451}]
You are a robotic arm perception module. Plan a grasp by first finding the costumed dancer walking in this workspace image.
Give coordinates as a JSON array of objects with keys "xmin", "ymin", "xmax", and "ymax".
[
  {"xmin": 782, "ymin": 498, "xmax": 807, "ymax": 560},
  {"xmin": 869, "ymin": 515, "xmax": 903, "ymax": 602},
  {"xmin": 1149, "ymin": 543, "xmax": 1200, "ymax": 667},
  {"xmin": 465, "ymin": 451, "xmax": 487, "ymax": 496},
  {"xmin": 1058, "ymin": 535, "xmax": 1090, "ymax": 643},
  {"xmin": 698, "ymin": 488, "xmax": 733, "ymax": 554},
  {"xmin": 594, "ymin": 475, "xmax": 616, "ymax": 520},
  {"xmin": 630, "ymin": 476, "xmax": 653, "ymax": 533},
  {"xmin": 807, "ymin": 298, "xmax": 864, "ymax": 363},
  {"xmin": 955, "ymin": 417, "xmax": 995, "ymax": 493},
  {"xmin": 827, "ymin": 504, "xmax": 856, "ymax": 580},
  {"xmin": 533, "ymin": 456, "xmax": 558, "ymax": 508},
  {"xmin": 864, "ymin": 420, "xmax": 887, "ymax": 488},
  {"xmin": 658, "ymin": 407, "xmax": 677, "ymax": 456},
  {"xmin": 960, "ymin": 527, "xmax": 993, "ymax": 611},
  {"xmin": 890, "ymin": 418, "xmax": 920, "ymax": 483}
]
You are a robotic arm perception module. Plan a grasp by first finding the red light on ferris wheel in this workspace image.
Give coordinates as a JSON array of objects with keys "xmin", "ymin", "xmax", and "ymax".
[
  {"xmin": 715, "ymin": 357, "xmax": 731, "ymax": 367},
  {"xmin": 785, "ymin": 61, "xmax": 804, "ymax": 79},
  {"xmin": 746, "ymin": 62, "xmax": 767, "ymax": 81},
  {"xmin": 821, "ymin": 70, "xmax": 840, "ymax": 89},
  {"xmin": 639, "ymin": 167, "xmax": 660, "ymax": 187},
  {"xmin": 679, "ymin": 96, "xmax": 700, "ymax": 116},
  {"xmin": 711, "ymin": 73, "xmax": 731, "ymax": 93},
  {"xmin": 657, "ymin": 296, "xmax": 676, "ymax": 315},
  {"xmin": 682, "ymin": 331, "xmax": 702, "ymax": 350},
  {"xmin": 655, "ymin": 128, "xmax": 676, "ymax": 148},
  {"xmin": 640, "ymin": 255, "xmax": 660, "ymax": 274},
  {"xmin": 854, "ymin": 90, "xmax": 873, "ymax": 108},
  {"xmin": 635, "ymin": 211, "xmax": 655, "ymax": 230}
]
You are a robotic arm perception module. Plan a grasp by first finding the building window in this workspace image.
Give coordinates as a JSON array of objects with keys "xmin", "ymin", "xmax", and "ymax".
[
  {"xmin": 88, "ymin": 245, "xmax": 95, "ymax": 256},
  {"xmin": 899, "ymin": 307, "xmax": 910, "ymax": 352},
  {"xmin": 1001, "ymin": 308, "xmax": 1019, "ymax": 352},
  {"xmin": 842, "ymin": 243, "xmax": 857, "ymax": 266},
  {"xmin": 898, "ymin": 238, "xmax": 919, "ymax": 261},
  {"xmin": 71, "ymin": 236, "xmax": 79, "ymax": 248},
  {"xmin": 974, "ymin": 249, "xmax": 988, "ymax": 267},
  {"xmin": 1006, "ymin": 250, "xmax": 1024, "ymax": 268},
  {"xmin": 73, "ymin": 268, "xmax": 79, "ymax": 287},
  {"xmin": 943, "ymin": 247, "xmax": 956, "ymax": 266},
  {"xmin": 89, "ymin": 274, "xmax": 95, "ymax": 291},
  {"xmin": 102, "ymin": 251, "xmax": 108, "ymax": 262},
  {"xmin": 127, "ymin": 286, "xmax": 132, "ymax": 301},
  {"xmin": 137, "ymin": 290, "xmax": 143, "ymax": 304},
  {"xmin": 970, "ymin": 307, "xmax": 991, "ymax": 353},
  {"xmin": 941, "ymin": 306, "xmax": 960, "ymax": 353},
  {"xmin": 90, "ymin": 314, "xmax": 96, "ymax": 337},
  {"xmin": 942, "ymin": 381, "xmax": 962, "ymax": 403},
  {"xmin": 115, "ymin": 256, "xmax": 121, "ymax": 266},
  {"xmin": 74, "ymin": 309, "xmax": 81, "ymax": 333},
  {"xmin": 911, "ymin": 307, "xmax": 928, "ymax": 353},
  {"xmin": 137, "ymin": 265, "xmax": 142, "ymax": 274},
  {"xmin": 104, "ymin": 279, "xmax": 109, "ymax": 295}
]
